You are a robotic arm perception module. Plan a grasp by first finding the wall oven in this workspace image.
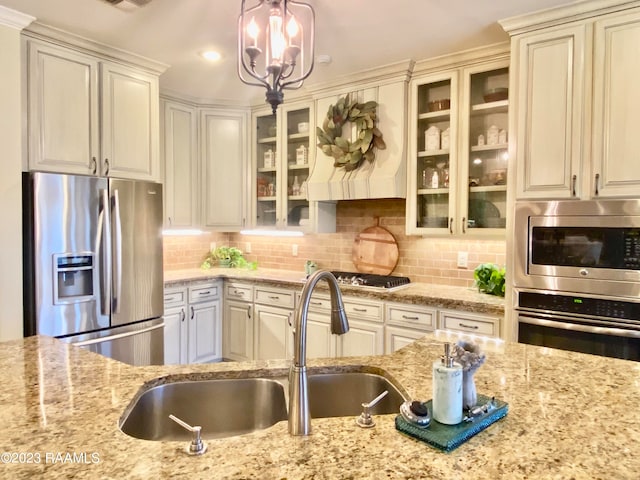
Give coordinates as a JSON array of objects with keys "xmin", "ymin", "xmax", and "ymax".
[{"xmin": 514, "ymin": 200, "xmax": 640, "ymax": 361}]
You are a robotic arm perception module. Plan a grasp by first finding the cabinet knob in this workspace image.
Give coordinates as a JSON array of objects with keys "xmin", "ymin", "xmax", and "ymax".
[
  {"xmin": 180, "ymin": 308, "xmax": 185, "ymax": 322},
  {"xmin": 594, "ymin": 173, "xmax": 600, "ymax": 196},
  {"xmin": 104, "ymin": 158, "xmax": 110, "ymax": 176},
  {"xmin": 572, "ymin": 174, "xmax": 577, "ymax": 197},
  {"xmin": 190, "ymin": 306, "xmax": 194, "ymax": 319},
  {"xmin": 449, "ymin": 217, "xmax": 453, "ymax": 234},
  {"xmin": 462, "ymin": 217, "xmax": 466, "ymax": 234},
  {"xmin": 91, "ymin": 156, "xmax": 97, "ymax": 175}
]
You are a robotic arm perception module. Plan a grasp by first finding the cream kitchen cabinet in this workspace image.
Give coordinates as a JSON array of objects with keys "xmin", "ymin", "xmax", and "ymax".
[
  {"xmin": 438, "ymin": 308, "xmax": 500, "ymax": 339},
  {"xmin": 304, "ymin": 293, "xmax": 340, "ymax": 359},
  {"xmin": 222, "ymin": 282, "xmax": 254, "ymax": 362},
  {"xmin": 384, "ymin": 302, "xmax": 436, "ymax": 353},
  {"xmin": 304, "ymin": 294, "xmax": 384, "ymax": 358},
  {"xmin": 337, "ymin": 297, "xmax": 384, "ymax": 356},
  {"xmin": 163, "ymin": 287, "xmax": 188, "ymax": 365},
  {"xmin": 161, "ymin": 100, "xmax": 199, "ymax": 228},
  {"xmin": 253, "ymin": 285, "xmax": 296, "ymax": 360},
  {"xmin": 24, "ymin": 35, "xmax": 162, "ymax": 181},
  {"xmin": 503, "ymin": 3, "xmax": 640, "ymax": 200},
  {"xmin": 200, "ymin": 108, "xmax": 249, "ymax": 230},
  {"xmin": 406, "ymin": 45, "xmax": 510, "ymax": 236},
  {"xmin": 160, "ymin": 100, "xmax": 249, "ymax": 230},
  {"xmin": 163, "ymin": 281, "xmax": 222, "ymax": 364},
  {"xmin": 252, "ymin": 101, "xmax": 336, "ymax": 233}
]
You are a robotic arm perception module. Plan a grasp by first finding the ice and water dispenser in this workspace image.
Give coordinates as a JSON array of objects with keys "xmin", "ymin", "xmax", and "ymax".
[{"xmin": 53, "ymin": 253, "xmax": 95, "ymax": 304}]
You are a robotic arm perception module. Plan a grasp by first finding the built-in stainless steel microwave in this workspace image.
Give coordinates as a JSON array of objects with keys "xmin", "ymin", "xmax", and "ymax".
[{"xmin": 514, "ymin": 200, "xmax": 640, "ymax": 299}]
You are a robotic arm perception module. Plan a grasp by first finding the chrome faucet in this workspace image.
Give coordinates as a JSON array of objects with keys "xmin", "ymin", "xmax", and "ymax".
[{"xmin": 289, "ymin": 270, "xmax": 349, "ymax": 435}]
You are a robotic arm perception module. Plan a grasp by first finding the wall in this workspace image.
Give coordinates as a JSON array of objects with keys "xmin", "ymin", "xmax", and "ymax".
[
  {"xmin": 163, "ymin": 199, "xmax": 506, "ymax": 287},
  {"xmin": 0, "ymin": 8, "xmax": 34, "ymax": 341}
]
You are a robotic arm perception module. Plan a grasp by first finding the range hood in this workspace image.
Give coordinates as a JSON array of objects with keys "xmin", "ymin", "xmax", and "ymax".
[{"xmin": 306, "ymin": 61, "xmax": 413, "ymax": 201}]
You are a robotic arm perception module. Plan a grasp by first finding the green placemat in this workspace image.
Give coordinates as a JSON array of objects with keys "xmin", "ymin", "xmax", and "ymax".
[{"xmin": 395, "ymin": 394, "xmax": 508, "ymax": 452}]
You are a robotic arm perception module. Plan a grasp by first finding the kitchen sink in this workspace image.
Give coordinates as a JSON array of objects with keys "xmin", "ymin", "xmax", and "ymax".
[
  {"xmin": 119, "ymin": 371, "xmax": 408, "ymax": 441},
  {"xmin": 307, "ymin": 372, "xmax": 406, "ymax": 418},
  {"xmin": 120, "ymin": 377, "xmax": 288, "ymax": 441}
]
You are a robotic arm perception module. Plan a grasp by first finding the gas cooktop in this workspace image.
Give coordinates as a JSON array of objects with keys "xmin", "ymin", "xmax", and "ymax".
[{"xmin": 331, "ymin": 271, "xmax": 411, "ymax": 291}]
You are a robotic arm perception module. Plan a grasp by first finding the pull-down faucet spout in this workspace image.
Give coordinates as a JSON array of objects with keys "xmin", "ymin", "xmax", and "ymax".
[{"xmin": 288, "ymin": 270, "xmax": 349, "ymax": 435}]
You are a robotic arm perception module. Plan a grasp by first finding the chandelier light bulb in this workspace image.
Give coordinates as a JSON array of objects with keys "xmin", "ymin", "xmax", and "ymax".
[
  {"xmin": 286, "ymin": 15, "xmax": 299, "ymax": 39},
  {"xmin": 247, "ymin": 17, "xmax": 259, "ymax": 46}
]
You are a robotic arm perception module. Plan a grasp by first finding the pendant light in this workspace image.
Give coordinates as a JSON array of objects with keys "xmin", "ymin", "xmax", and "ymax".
[{"xmin": 238, "ymin": 0, "xmax": 315, "ymax": 113}]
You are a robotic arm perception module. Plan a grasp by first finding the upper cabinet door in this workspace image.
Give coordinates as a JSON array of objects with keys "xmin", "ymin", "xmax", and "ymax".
[
  {"xmin": 200, "ymin": 109, "xmax": 248, "ymax": 231},
  {"xmin": 101, "ymin": 62, "xmax": 160, "ymax": 181},
  {"xmin": 406, "ymin": 71, "xmax": 458, "ymax": 235},
  {"xmin": 591, "ymin": 10, "xmax": 640, "ymax": 198},
  {"xmin": 27, "ymin": 40, "xmax": 100, "ymax": 175},
  {"xmin": 513, "ymin": 24, "xmax": 587, "ymax": 199},
  {"xmin": 162, "ymin": 100, "xmax": 199, "ymax": 228}
]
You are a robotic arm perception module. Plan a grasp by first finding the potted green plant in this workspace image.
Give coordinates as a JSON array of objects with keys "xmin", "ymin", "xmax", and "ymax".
[
  {"xmin": 201, "ymin": 246, "xmax": 247, "ymax": 269},
  {"xmin": 473, "ymin": 263, "xmax": 505, "ymax": 297}
]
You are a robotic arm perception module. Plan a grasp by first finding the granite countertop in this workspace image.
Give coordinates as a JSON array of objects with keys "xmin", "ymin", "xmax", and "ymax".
[
  {"xmin": 164, "ymin": 268, "xmax": 505, "ymax": 316},
  {"xmin": 1, "ymin": 335, "xmax": 638, "ymax": 479}
]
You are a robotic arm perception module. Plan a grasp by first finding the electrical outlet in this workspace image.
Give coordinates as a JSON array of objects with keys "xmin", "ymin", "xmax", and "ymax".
[
  {"xmin": 245, "ymin": 242, "xmax": 252, "ymax": 254},
  {"xmin": 292, "ymin": 244, "xmax": 298, "ymax": 257},
  {"xmin": 209, "ymin": 241, "xmax": 216, "ymax": 252},
  {"xmin": 457, "ymin": 251, "xmax": 468, "ymax": 268}
]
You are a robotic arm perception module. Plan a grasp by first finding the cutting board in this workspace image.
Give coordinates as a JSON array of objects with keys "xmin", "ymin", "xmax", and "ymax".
[{"xmin": 352, "ymin": 218, "xmax": 399, "ymax": 275}]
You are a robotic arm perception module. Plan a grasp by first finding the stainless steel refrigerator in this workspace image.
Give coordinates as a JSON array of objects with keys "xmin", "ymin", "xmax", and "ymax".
[{"xmin": 23, "ymin": 172, "xmax": 164, "ymax": 365}]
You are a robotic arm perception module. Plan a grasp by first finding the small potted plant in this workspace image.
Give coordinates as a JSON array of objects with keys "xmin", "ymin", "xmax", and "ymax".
[{"xmin": 202, "ymin": 246, "xmax": 246, "ymax": 269}]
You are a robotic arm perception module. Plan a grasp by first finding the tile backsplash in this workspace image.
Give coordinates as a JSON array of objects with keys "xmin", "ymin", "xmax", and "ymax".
[{"xmin": 163, "ymin": 199, "xmax": 506, "ymax": 287}]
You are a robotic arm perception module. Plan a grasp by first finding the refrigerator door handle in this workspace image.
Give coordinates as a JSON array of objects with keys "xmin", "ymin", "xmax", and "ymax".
[
  {"xmin": 99, "ymin": 188, "xmax": 112, "ymax": 316},
  {"xmin": 112, "ymin": 189, "xmax": 123, "ymax": 313},
  {"xmin": 71, "ymin": 322, "xmax": 165, "ymax": 347}
]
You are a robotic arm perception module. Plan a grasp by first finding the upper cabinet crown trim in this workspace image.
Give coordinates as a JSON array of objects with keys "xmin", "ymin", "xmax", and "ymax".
[
  {"xmin": 499, "ymin": 0, "xmax": 640, "ymax": 35},
  {"xmin": 0, "ymin": 5, "xmax": 35, "ymax": 30},
  {"xmin": 23, "ymin": 22, "xmax": 169, "ymax": 75},
  {"xmin": 413, "ymin": 42, "xmax": 509, "ymax": 76},
  {"xmin": 306, "ymin": 59, "xmax": 415, "ymax": 98}
]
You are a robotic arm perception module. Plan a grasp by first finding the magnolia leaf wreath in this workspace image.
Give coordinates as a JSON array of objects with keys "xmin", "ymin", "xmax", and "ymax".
[{"xmin": 316, "ymin": 94, "xmax": 386, "ymax": 171}]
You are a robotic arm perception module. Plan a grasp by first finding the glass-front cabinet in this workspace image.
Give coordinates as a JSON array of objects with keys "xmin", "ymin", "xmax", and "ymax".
[
  {"xmin": 252, "ymin": 103, "xmax": 313, "ymax": 231},
  {"xmin": 406, "ymin": 55, "xmax": 509, "ymax": 236},
  {"xmin": 461, "ymin": 62, "xmax": 509, "ymax": 233},
  {"xmin": 410, "ymin": 72, "xmax": 459, "ymax": 233}
]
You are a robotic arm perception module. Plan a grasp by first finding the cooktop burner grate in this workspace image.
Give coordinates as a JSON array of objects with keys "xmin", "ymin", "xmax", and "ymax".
[{"xmin": 331, "ymin": 271, "xmax": 411, "ymax": 289}]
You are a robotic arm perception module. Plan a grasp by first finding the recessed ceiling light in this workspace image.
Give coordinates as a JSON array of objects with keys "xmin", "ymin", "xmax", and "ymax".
[{"xmin": 201, "ymin": 50, "xmax": 222, "ymax": 62}]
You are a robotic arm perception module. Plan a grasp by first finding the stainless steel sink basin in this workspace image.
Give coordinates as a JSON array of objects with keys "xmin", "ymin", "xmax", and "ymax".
[
  {"xmin": 119, "ymin": 371, "xmax": 408, "ymax": 441},
  {"xmin": 307, "ymin": 372, "xmax": 406, "ymax": 418},
  {"xmin": 120, "ymin": 377, "xmax": 288, "ymax": 441}
]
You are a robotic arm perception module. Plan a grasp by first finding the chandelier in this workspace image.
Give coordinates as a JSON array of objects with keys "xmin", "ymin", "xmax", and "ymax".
[{"xmin": 238, "ymin": 0, "xmax": 315, "ymax": 113}]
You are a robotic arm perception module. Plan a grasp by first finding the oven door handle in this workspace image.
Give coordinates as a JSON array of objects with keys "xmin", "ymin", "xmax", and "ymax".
[{"xmin": 518, "ymin": 314, "xmax": 640, "ymax": 339}]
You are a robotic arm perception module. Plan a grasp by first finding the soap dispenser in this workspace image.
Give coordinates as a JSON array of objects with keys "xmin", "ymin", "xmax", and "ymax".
[{"xmin": 432, "ymin": 343, "xmax": 463, "ymax": 425}]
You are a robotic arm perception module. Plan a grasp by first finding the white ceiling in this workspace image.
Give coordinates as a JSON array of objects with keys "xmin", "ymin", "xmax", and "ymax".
[{"xmin": 0, "ymin": 0, "xmax": 576, "ymax": 106}]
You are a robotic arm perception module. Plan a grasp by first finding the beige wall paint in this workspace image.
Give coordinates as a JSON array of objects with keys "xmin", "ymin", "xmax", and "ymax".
[
  {"xmin": 164, "ymin": 199, "xmax": 506, "ymax": 288},
  {"xmin": 0, "ymin": 8, "xmax": 33, "ymax": 341}
]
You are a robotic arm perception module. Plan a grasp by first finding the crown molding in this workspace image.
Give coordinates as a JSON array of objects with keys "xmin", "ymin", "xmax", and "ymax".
[
  {"xmin": 0, "ymin": 5, "xmax": 35, "ymax": 30},
  {"xmin": 305, "ymin": 59, "xmax": 415, "ymax": 98},
  {"xmin": 412, "ymin": 42, "xmax": 510, "ymax": 76},
  {"xmin": 499, "ymin": 0, "xmax": 640, "ymax": 35},
  {"xmin": 23, "ymin": 21, "xmax": 169, "ymax": 75}
]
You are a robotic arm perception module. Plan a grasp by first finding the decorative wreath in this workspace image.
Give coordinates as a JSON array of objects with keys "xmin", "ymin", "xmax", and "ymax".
[{"xmin": 316, "ymin": 94, "xmax": 386, "ymax": 171}]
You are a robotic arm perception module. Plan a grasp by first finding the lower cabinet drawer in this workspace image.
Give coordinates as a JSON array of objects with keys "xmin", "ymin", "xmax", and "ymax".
[
  {"xmin": 225, "ymin": 283, "xmax": 254, "ymax": 302},
  {"xmin": 255, "ymin": 287, "xmax": 295, "ymax": 309},
  {"xmin": 343, "ymin": 299, "xmax": 383, "ymax": 323},
  {"xmin": 189, "ymin": 283, "xmax": 220, "ymax": 303},
  {"xmin": 439, "ymin": 310, "xmax": 499, "ymax": 337},
  {"xmin": 164, "ymin": 288, "xmax": 187, "ymax": 308},
  {"xmin": 386, "ymin": 303, "xmax": 436, "ymax": 331}
]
